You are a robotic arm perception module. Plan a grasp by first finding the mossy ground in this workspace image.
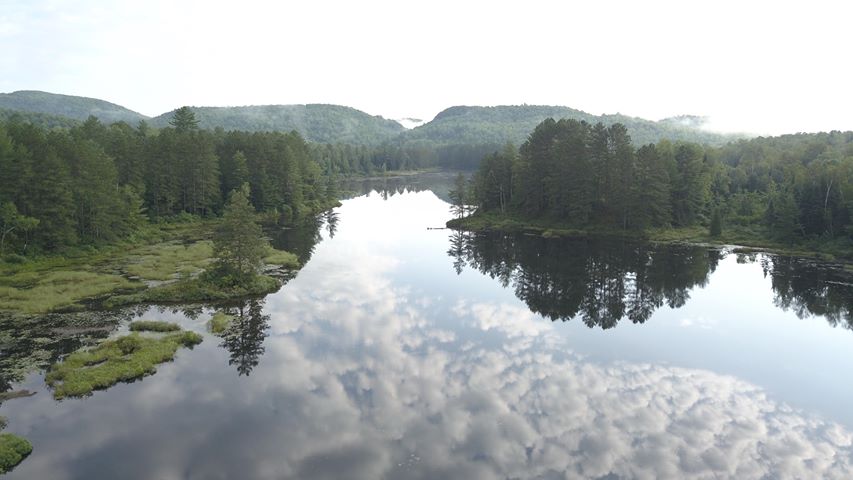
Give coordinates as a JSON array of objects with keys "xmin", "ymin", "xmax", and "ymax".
[
  {"xmin": 0, "ymin": 433, "xmax": 32, "ymax": 474},
  {"xmin": 449, "ymin": 212, "xmax": 853, "ymax": 263},
  {"xmin": 207, "ymin": 312, "xmax": 234, "ymax": 334},
  {"xmin": 45, "ymin": 330, "xmax": 203, "ymax": 399},
  {"xmin": 129, "ymin": 320, "xmax": 181, "ymax": 332}
]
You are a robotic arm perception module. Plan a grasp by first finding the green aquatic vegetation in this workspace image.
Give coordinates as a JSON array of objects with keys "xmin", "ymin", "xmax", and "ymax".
[
  {"xmin": 0, "ymin": 433, "xmax": 32, "ymax": 474},
  {"xmin": 263, "ymin": 247, "xmax": 299, "ymax": 268},
  {"xmin": 46, "ymin": 331, "xmax": 203, "ymax": 399},
  {"xmin": 207, "ymin": 312, "xmax": 234, "ymax": 334},
  {"xmin": 129, "ymin": 320, "xmax": 181, "ymax": 332},
  {"xmin": 0, "ymin": 271, "xmax": 142, "ymax": 314},
  {"xmin": 123, "ymin": 241, "xmax": 214, "ymax": 281},
  {"xmin": 104, "ymin": 274, "xmax": 280, "ymax": 308}
]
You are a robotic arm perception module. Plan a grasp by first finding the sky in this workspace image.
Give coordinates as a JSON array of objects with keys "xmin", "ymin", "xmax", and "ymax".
[{"xmin": 1, "ymin": 0, "xmax": 851, "ymax": 135}]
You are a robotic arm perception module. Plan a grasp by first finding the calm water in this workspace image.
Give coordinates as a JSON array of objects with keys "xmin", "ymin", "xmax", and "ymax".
[{"xmin": 2, "ymin": 172, "xmax": 853, "ymax": 479}]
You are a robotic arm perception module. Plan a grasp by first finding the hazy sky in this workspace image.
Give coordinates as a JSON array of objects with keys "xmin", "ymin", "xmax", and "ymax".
[{"xmin": 1, "ymin": 0, "xmax": 851, "ymax": 135}]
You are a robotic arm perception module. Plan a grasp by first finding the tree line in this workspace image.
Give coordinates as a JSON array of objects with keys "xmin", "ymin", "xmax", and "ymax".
[
  {"xmin": 0, "ymin": 108, "xmax": 337, "ymax": 255},
  {"xmin": 466, "ymin": 118, "xmax": 853, "ymax": 242}
]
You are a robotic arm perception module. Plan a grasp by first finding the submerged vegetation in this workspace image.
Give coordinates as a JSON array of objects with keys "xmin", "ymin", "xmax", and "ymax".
[
  {"xmin": 46, "ymin": 329, "xmax": 203, "ymax": 399},
  {"xmin": 0, "ymin": 270, "xmax": 141, "ymax": 313},
  {"xmin": 129, "ymin": 320, "xmax": 180, "ymax": 332}
]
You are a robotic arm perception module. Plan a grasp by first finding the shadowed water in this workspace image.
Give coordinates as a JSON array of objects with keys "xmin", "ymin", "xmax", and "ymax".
[{"xmin": 1, "ymin": 172, "xmax": 853, "ymax": 479}]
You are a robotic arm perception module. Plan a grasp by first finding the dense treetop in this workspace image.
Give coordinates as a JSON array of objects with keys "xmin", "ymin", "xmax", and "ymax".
[{"xmin": 466, "ymin": 117, "xmax": 853, "ymax": 245}]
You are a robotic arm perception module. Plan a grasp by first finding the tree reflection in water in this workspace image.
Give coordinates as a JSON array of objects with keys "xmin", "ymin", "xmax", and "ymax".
[
  {"xmin": 219, "ymin": 299, "xmax": 271, "ymax": 376},
  {"xmin": 449, "ymin": 231, "xmax": 853, "ymax": 330}
]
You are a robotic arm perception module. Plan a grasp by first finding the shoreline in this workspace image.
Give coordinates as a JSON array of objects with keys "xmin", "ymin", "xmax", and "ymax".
[{"xmin": 447, "ymin": 212, "xmax": 853, "ymax": 265}]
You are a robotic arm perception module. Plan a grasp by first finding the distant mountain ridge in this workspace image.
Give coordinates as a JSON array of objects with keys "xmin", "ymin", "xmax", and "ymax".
[
  {"xmin": 149, "ymin": 104, "xmax": 406, "ymax": 145},
  {"xmin": 0, "ymin": 90, "xmax": 147, "ymax": 124},
  {"xmin": 403, "ymin": 105, "xmax": 735, "ymax": 147},
  {"xmin": 0, "ymin": 90, "xmax": 737, "ymax": 147}
]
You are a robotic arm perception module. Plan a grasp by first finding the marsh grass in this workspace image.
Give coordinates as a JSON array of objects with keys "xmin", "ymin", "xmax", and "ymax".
[
  {"xmin": 263, "ymin": 247, "xmax": 299, "ymax": 268},
  {"xmin": 0, "ymin": 271, "xmax": 142, "ymax": 313},
  {"xmin": 207, "ymin": 312, "xmax": 234, "ymax": 334},
  {"xmin": 129, "ymin": 320, "xmax": 181, "ymax": 332},
  {"xmin": 0, "ymin": 433, "xmax": 32, "ymax": 474},
  {"xmin": 46, "ymin": 330, "xmax": 203, "ymax": 399},
  {"xmin": 105, "ymin": 274, "xmax": 280, "ymax": 308},
  {"xmin": 123, "ymin": 241, "xmax": 214, "ymax": 281}
]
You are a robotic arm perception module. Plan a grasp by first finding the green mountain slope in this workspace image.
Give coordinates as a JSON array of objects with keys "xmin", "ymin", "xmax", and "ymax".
[
  {"xmin": 402, "ymin": 105, "xmax": 735, "ymax": 147},
  {"xmin": 150, "ymin": 104, "xmax": 405, "ymax": 144},
  {"xmin": 0, "ymin": 90, "xmax": 148, "ymax": 124}
]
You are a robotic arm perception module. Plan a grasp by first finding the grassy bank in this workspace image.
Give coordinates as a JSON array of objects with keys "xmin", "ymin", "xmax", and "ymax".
[
  {"xmin": 0, "ymin": 218, "xmax": 305, "ymax": 314},
  {"xmin": 448, "ymin": 212, "xmax": 853, "ymax": 262},
  {"xmin": 45, "ymin": 328, "xmax": 203, "ymax": 399}
]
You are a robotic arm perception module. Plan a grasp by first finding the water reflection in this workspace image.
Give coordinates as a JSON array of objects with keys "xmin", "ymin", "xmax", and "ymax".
[
  {"xmin": 219, "ymin": 299, "xmax": 271, "ymax": 376},
  {"xmin": 2, "ymin": 180, "xmax": 853, "ymax": 479},
  {"xmin": 448, "ymin": 231, "xmax": 720, "ymax": 328},
  {"xmin": 762, "ymin": 256, "xmax": 853, "ymax": 329},
  {"xmin": 450, "ymin": 230, "xmax": 853, "ymax": 332}
]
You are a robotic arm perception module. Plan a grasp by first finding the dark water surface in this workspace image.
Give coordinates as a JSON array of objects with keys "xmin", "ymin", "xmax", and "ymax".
[{"xmin": 2, "ymin": 173, "xmax": 853, "ymax": 479}]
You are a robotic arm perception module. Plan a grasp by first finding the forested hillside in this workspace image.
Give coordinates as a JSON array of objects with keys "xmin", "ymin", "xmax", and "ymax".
[
  {"xmin": 462, "ymin": 118, "xmax": 853, "ymax": 248},
  {"xmin": 0, "ymin": 108, "xmax": 337, "ymax": 255},
  {"xmin": 0, "ymin": 91, "xmax": 739, "ymax": 171},
  {"xmin": 150, "ymin": 105, "xmax": 405, "ymax": 144},
  {"xmin": 0, "ymin": 91, "xmax": 147, "ymax": 124},
  {"xmin": 402, "ymin": 105, "xmax": 733, "ymax": 147}
]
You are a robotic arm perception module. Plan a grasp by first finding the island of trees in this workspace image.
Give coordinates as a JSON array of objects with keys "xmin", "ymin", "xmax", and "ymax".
[{"xmin": 452, "ymin": 118, "xmax": 853, "ymax": 258}]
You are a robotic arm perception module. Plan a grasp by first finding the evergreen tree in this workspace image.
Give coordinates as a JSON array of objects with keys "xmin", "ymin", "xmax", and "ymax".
[
  {"xmin": 212, "ymin": 184, "xmax": 268, "ymax": 282},
  {"xmin": 449, "ymin": 173, "xmax": 468, "ymax": 218}
]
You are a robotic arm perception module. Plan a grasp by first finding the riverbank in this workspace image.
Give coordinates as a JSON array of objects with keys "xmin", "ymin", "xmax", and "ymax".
[
  {"xmin": 0, "ymin": 217, "xmax": 305, "ymax": 315},
  {"xmin": 447, "ymin": 212, "xmax": 853, "ymax": 263}
]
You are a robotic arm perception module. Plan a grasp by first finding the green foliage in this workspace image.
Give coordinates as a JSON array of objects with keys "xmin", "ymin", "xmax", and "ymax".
[
  {"xmin": 115, "ymin": 334, "xmax": 142, "ymax": 354},
  {"xmin": 448, "ymin": 173, "xmax": 469, "ymax": 218},
  {"xmin": 104, "ymin": 274, "xmax": 280, "ymax": 308},
  {"xmin": 212, "ymin": 184, "xmax": 268, "ymax": 282},
  {"xmin": 45, "ymin": 330, "xmax": 203, "ymax": 399},
  {"xmin": 207, "ymin": 312, "xmax": 234, "ymax": 334},
  {"xmin": 710, "ymin": 208, "xmax": 723, "ymax": 237},
  {"xmin": 0, "ymin": 433, "xmax": 32, "ymax": 474},
  {"xmin": 129, "ymin": 320, "xmax": 181, "ymax": 332},
  {"xmin": 263, "ymin": 247, "xmax": 299, "ymax": 268},
  {"xmin": 465, "ymin": 118, "xmax": 853, "ymax": 250}
]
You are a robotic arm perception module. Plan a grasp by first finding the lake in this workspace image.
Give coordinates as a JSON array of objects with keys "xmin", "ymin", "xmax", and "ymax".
[{"xmin": 2, "ymin": 172, "xmax": 853, "ymax": 479}]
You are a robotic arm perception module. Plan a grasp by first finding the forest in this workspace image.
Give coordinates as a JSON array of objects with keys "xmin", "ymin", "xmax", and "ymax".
[
  {"xmin": 0, "ymin": 108, "xmax": 339, "ymax": 255},
  {"xmin": 461, "ymin": 118, "xmax": 853, "ymax": 249}
]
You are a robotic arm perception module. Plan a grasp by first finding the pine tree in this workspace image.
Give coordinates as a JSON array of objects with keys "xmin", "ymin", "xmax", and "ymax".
[{"xmin": 213, "ymin": 184, "xmax": 267, "ymax": 283}]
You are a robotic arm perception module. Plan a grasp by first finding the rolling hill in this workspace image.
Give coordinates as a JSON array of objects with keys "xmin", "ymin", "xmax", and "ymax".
[
  {"xmin": 0, "ymin": 90, "xmax": 148, "ymax": 124},
  {"xmin": 150, "ymin": 104, "xmax": 406, "ymax": 144},
  {"xmin": 400, "ymin": 105, "xmax": 736, "ymax": 147}
]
